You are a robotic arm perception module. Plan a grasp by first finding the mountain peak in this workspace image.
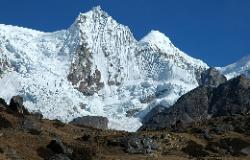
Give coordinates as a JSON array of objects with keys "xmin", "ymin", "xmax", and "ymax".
[
  {"xmin": 91, "ymin": 5, "xmax": 103, "ymax": 12},
  {"xmin": 140, "ymin": 30, "xmax": 171, "ymax": 45},
  {"xmin": 73, "ymin": 6, "xmax": 109, "ymax": 26}
]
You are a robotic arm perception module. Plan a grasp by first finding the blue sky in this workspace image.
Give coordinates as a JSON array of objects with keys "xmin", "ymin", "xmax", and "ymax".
[{"xmin": 0, "ymin": 0, "xmax": 250, "ymax": 66}]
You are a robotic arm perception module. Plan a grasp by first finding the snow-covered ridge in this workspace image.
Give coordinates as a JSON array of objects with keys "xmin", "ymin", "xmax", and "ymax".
[
  {"xmin": 0, "ymin": 6, "xmax": 247, "ymax": 132},
  {"xmin": 218, "ymin": 55, "xmax": 250, "ymax": 79}
]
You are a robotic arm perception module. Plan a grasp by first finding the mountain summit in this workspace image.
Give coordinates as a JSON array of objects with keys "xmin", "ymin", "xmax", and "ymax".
[{"xmin": 0, "ymin": 6, "xmax": 248, "ymax": 131}]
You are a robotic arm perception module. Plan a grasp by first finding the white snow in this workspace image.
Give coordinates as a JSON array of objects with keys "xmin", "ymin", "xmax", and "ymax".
[{"xmin": 0, "ymin": 6, "xmax": 210, "ymax": 132}]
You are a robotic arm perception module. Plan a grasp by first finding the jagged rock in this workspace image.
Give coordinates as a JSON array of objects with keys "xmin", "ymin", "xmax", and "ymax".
[
  {"xmin": 200, "ymin": 67, "xmax": 227, "ymax": 87},
  {"xmin": 68, "ymin": 43, "xmax": 105, "ymax": 96},
  {"xmin": 0, "ymin": 98, "xmax": 7, "ymax": 111},
  {"xmin": 8, "ymin": 96, "xmax": 29, "ymax": 115},
  {"xmin": 21, "ymin": 117, "xmax": 42, "ymax": 135},
  {"xmin": 69, "ymin": 116, "xmax": 108, "ymax": 130}
]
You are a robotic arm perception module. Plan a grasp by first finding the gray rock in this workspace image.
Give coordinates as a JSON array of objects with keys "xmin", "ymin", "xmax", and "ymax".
[
  {"xmin": 8, "ymin": 96, "xmax": 29, "ymax": 115},
  {"xmin": 209, "ymin": 75, "xmax": 250, "ymax": 117},
  {"xmin": 108, "ymin": 135, "xmax": 158, "ymax": 154},
  {"xmin": 200, "ymin": 67, "xmax": 227, "ymax": 87},
  {"xmin": 69, "ymin": 116, "xmax": 108, "ymax": 130},
  {"xmin": 67, "ymin": 44, "xmax": 104, "ymax": 96}
]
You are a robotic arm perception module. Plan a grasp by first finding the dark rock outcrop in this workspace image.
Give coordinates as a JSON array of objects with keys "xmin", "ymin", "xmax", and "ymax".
[
  {"xmin": 200, "ymin": 68, "xmax": 227, "ymax": 87},
  {"xmin": 69, "ymin": 116, "xmax": 108, "ymax": 130},
  {"xmin": 67, "ymin": 44, "xmax": 104, "ymax": 96},
  {"xmin": 209, "ymin": 75, "xmax": 250, "ymax": 117},
  {"xmin": 8, "ymin": 96, "xmax": 29, "ymax": 115},
  {"xmin": 0, "ymin": 98, "xmax": 7, "ymax": 111},
  {"xmin": 141, "ymin": 75, "xmax": 250, "ymax": 131}
]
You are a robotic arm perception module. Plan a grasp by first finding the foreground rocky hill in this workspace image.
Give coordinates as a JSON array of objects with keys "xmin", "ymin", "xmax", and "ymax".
[{"xmin": 0, "ymin": 75, "xmax": 250, "ymax": 159}]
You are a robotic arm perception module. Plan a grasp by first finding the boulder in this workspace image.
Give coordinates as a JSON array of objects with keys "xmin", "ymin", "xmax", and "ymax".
[
  {"xmin": 22, "ymin": 117, "xmax": 42, "ymax": 135},
  {"xmin": 8, "ymin": 96, "xmax": 29, "ymax": 115},
  {"xmin": 107, "ymin": 135, "xmax": 158, "ymax": 154},
  {"xmin": 69, "ymin": 116, "xmax": 108, "ymax": 130}
]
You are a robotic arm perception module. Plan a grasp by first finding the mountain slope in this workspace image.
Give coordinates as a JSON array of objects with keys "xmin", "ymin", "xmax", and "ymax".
[{"xmin": 0, "ymin": 6, "xmax": 209, "ymax": 131}]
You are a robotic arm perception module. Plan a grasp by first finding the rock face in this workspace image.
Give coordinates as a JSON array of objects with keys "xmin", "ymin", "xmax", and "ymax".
[
  {"xmin": 209, "ymin": 75, "xmax": 250, "ymax": 116},
  {"xmin": 141, "ymin": 75, "xmax": 250, "ymax": 131},
  {"xmin": 200, "ymin": 68, "xmax": 227, "ymax": 87},
  {"xmin": 69, "ymin": 116, "xmax": 108, "ymax": 130},
  {"xmin": 8, "ymin": 96, "xmax": 29, "ymax": 115}
]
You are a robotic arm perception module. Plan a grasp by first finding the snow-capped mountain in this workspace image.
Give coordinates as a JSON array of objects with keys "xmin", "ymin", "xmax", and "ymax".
[{"xmin": 2, "ymin": 6, "xmax": 248, "ymax": 132}]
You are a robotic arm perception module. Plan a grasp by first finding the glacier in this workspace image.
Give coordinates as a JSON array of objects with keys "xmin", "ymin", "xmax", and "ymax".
[{"xmin": 0, "ymin": 6, "xmax": 248, "ymax": 132}]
